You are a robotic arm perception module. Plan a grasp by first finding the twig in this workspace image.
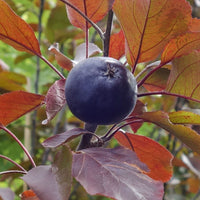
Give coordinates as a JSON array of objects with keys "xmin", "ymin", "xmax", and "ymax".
[
  {"xmin": 0, "ymin": 155, "xmax": 27, "ymax": 172},
  {"xmin": 39, "ymin": 55, "xmax": 65, "ymax": 79},
  {"xmin": 0, "ymin": 170, "xmax": 27, "ymax": 176},
  {"xmin": 0, "ymin": 126, "xmax": 36, "ymax": 168}
]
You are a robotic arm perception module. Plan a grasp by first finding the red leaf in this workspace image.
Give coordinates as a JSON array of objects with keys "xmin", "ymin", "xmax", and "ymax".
[
  {"xmin": 72, "ymin": 147, "xmax": 164, "ymax": 200},
  {"xmin": 20, "ymin": 190, "xmax": 39, "ymax": 200},
  {"xmin": 0, "ymin": 0, "xmax": 41, "ymax": 55},
  {"xmin": 109, "ymin": 30, "xmax": 125, "ymax": 59},
  {"xmin": 113, "ymin": 0, "xmax": 192, "ymax": 66},
  {"xmin": 0, "ymin": 91, "xmax": 45, "ymax": 126},
  {"xmin": 128, "ymin": 100, "xmax": 146, "ymax": 133},
  {"xmin": 161, "ymin": 32, "xmax": 200, "ymax": 64},
  {"xmin": 115, "ymin": 132, "xmax": 173, "ymax": 182},
  {"xmin": 42, "ymin": 79, "xmax": 66, "ymax": 125},
  {"xmin": 42, "ymin": 128, "xmax": 92, "ymax": 148},
  {"xmin": 66, "ymin": 0, "xmax": 115, "ymax": 30}
]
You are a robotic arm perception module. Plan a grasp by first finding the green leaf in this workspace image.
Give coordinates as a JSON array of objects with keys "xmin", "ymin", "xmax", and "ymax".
[
  {"xmin": 139, "ymin": 111, "xmax": 200, "ymax": 154},
  {"xmin": 169, "ymin": 111, "xmax": 200, "ymax": 125}
]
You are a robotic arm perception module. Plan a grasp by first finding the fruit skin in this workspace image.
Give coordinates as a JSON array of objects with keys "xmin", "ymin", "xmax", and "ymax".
[{"xmin": 65, "ymin": 57, "xmax": 137, "ymax": 125}]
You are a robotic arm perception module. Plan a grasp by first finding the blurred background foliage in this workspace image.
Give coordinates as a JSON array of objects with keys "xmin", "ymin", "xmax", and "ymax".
[{"xmin": 1, "ymin": 0, "xmax": 200, "ymax": 199}]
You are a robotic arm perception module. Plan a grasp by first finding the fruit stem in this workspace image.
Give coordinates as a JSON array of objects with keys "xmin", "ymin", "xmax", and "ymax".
[{"xmin": 77, "ymin": 123, "xmax": 98, "ymax": 150}]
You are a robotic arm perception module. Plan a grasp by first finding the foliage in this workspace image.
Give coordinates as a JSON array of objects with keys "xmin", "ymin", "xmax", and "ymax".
[{"xmin": 1, "ymin": 0, "xmax": 200, "ymax": 199}]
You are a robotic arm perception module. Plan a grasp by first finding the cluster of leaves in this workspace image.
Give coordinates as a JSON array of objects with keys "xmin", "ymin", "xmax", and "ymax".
[{"xmin": 1, "ymin": 0, "xmax": 200, "ymax": 199}]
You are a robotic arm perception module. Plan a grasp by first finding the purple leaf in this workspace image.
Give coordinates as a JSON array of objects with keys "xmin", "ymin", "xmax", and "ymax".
[
  {"xmin": 0, "ymin": 188, "xmax": 15, "ymax": 200},
  {"xmin": 52, "ymin": 145, "xmax": 72, "ymax": 200},
  {"xmin": 22, "ymin": 146, "xmax": 72, "ymax": 200},
  {"xmin": 42, "ymin": 128, "xmax": 92, "ymax": 148},
  {"xmin": 72, "ymin": 147, "xmax": 164, "ymax": 200},
  {"xmin": 42, "ymin": 79, "xmax": 66, "ymax": 125}
]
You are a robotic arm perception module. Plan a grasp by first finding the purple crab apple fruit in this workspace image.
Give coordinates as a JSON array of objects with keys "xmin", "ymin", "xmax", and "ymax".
[{"xmin": 65, "ymin": 57, "xmax": 137, "ymax": 125}]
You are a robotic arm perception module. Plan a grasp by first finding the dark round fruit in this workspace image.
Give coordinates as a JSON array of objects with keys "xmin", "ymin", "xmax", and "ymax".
[{"xmin": 65, "ymin": 57, "xmax": 137, "ymax": 125}]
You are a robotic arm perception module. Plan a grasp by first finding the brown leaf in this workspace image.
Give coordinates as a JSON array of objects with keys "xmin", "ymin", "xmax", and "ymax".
[
  {"xmin": 73, "ymin": 147, "xmax": 164, "ymax": 200},
  {"xmin": 0, "ymin": 0, "xmax": 41, "ymax": 55},
  {"xmin": 42, "ymin": 79, "xmax": 66, "ymax": 125},
  {"xmin": 0, "ymin": 91, "xmax": 45, "ymax": 126},
  {"xmin": 48, "ymin": 44, "xmax": 74, "ymax": 71}
]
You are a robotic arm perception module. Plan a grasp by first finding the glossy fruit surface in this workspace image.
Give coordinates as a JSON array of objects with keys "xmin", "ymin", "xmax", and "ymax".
[{"xmin": 65, "ymin": 57, "xmax": 137, "ymax": 125}]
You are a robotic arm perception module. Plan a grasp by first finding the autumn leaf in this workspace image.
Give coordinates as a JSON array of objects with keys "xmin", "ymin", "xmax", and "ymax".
[
  {"xmin": 109, "ymin": 30, "xmax": 125, "ymax": 59},
  {"xmin": 169, "ymin": 111, "xmax": 200, "ymax": 125},
  {"xmin": 165, "ymin": 51, "xmax": 200, "ymax": 102},
  {"xmin": 143, "ymin": 67, "xmax": 170, "ymax": 92},
  {"xmin": 113, "ymin": 0, "xmax": 192, "ymax": 67},
  {"xmin": 20, "ymin": 190, "xmax": 39, "ymax": 200},
  {"xmin": 73, "ymin": 147, "xmax": 164, "ymax": 200},
  {"xmin": 42, "ymin": 79, "xmax": 66, "ymax": 125},
  {"xmin": 66, "ymin": 0, "xmax": 115, "ymax": 30},
  {"xmin": 0, "ymin": 0, "xmax": 41, "ymax": 55},
  {"xmin": 48, "ymin": 45, "xmax": 74, "ymax": 71},
  {"xmin": 0, "ymin": 71, "xmax": 27, "ymax": 92},
  {"xmin": 139, "ymin": 111, "xmax": 200, "ymax": 154},
  {"xmin": 161, "ymin": 32, "xmax": 200, "ymax": 64},
  {"xmin": 115, "ymin": 132, "xmax": 173, "ymax": 182},
  {"xmin": 128, "ymin": 100, "xmax": 146, "ymax": 133},
  {"xmin": 0, "ymin": 91, "xmax": 45, "ymax": 126}
]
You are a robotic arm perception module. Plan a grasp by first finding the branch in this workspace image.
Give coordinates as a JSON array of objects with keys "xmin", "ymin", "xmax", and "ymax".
[
  {"xmin": 103, "ymin": 10, "xmax": 113, "ymax": 57},
  {"xmin": 138, "ymin": 90, "xmax": 200, "ymax": 103}
]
